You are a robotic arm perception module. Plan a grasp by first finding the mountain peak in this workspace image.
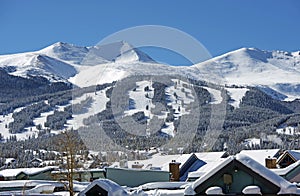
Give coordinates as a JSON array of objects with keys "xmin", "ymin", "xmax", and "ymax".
[
  {"xmin": 39, "ymin": 42, "xmax": 89, "ymax": 64},
  {"xmin": 89, "ymin": 41, "xmax": 156, "ymax": 63}
]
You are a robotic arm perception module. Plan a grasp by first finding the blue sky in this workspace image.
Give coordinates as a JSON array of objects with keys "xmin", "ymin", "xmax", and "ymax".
[{"xmin": 1, "ymin": 0, "xmax": 299, "ymax": 65}]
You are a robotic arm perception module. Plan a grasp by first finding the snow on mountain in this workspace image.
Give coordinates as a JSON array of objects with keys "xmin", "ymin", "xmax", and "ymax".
[
  {"xmin": 202, "ymin": 87, "xmax": 222, "ymax": 104},
  {"xmin": 226, "ymin": 87, "xmax": 249, "ymax": 108},
  {"xmin": 65, "ymin": 88, "xmax": 109, "ymax": 130},
  {"xmin": 70, "ymin": 61, "xmax": 179, "ymax": 87},
  {"xmin": 193, "ymin": 48, "xmax": 300, "ymax": 86},
  {"xmin": 125, "ymin": 80, "xmax": 154, "ymax": 116},
  {"xmin": 0, "ymin": 106, "xmax": 36, "ymax": 141},
  {"xmin": 0, "ymin": 52, "xmax": 77, "ymax": 81},
  {"xmin": 87, "ymin": 41, "xmax": 156, "ymax": 63},
  {"xmin": 41, "ymin": 41, "xmax": 156, "ymax": 65},
  {"xmin": 0, "ymin": 42, "xmax": 299, "ymax": 101},
  {"xmin": 1, "ymin": 42, "xmax": 300, "ymax": 141},
  {"xmin": 192, "ymin": 48, "xmax": 300, "ymax": 100},
  {"xmin": 0, "ymin": 41, "xmax": 156, "ymax": 83},
  {"xmin": 39, "ymin": 42, "xmax": 90, "ymax": 64},
  {"xmin": 124, "ymin": 79, "xmax": 196, "ymax": 137}
]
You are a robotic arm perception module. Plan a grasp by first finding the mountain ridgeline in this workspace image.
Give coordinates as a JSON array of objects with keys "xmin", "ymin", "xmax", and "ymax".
[{"xmin": 0, "ymin": 41, "xmax": 300, "ymax": 158}]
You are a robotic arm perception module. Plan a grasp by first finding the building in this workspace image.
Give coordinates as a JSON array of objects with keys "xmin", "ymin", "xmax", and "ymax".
[
  {"xmin": 29, "ymin": 158, "xmax": 43, "ymax": 167},
  {"xmin": 0, "ymin": 166, "xmax": 57, "ymax": 181},
  {"xmin": 239, "ymin": 149, "xmax": 281, "ymax": 166},
  {"xmin": 272, "ymin": 160, "xmax": 300, "ymax": 183},
  {"xmin": 277, "ymin": 150, "xmax": 300, "ymax": 168},
  {"xmin": 78, "ymin": 179, "xmax": 128, "ymax": 196},
  {"xmin": 126, "ymin": 151, "xmax": 228, "ymax": 181},
  {"xmin": 105, "ymin": 167, "xmax": 170, "ymax": 187},
  {"xmin": 184, "ymin": 154, "xmax": 300, "ymax": 195},
  {"xmin": 51, "ymin": 168, "xmax": 105, "ymax": 182}
]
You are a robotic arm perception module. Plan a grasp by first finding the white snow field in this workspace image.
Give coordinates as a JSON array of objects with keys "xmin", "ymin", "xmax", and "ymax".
[{"xmin": 225, "ymin": 87, "xmax": 249, "ymax": 108}]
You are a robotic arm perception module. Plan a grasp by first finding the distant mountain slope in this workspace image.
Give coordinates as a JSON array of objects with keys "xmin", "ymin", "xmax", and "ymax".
[
  {"xmin": 0, "ymin": 42, "xmax": 299, "ymax": 142},
  {"xmin": 0, "ymin": 52, "xmax": 77, "ymax": 82},
  {"xmin": 1, "ymin": 43, "xmax": 299, "ymax": 102},
  {"xmin": 192, "ymin": 48, "xmax": 300, "ymax": 100}
]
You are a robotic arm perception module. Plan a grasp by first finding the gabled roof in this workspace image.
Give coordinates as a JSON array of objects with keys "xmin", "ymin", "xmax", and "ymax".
[
  {"xmin": 272, "ymin": 160, "xmax": 300, "ymax": 176},
  {"xmin": 0, "ymin": 166, "xmax": 56, "ymax": 178},
  {"xmin": 126, "ymin": 151, "xmax": 228, "ymax": 171},
  {"xmin": 180, "ymin": 158, "xmax": 206, "ymax": 181},
  {"xmin": 78, "ymin": 179, "xmax": 128, "ymax": 196},
  {"xmin": 239, "ymin": 149, "xmax": 281, "ymax": 166},
  {"xmin": 185, "ymin": 154, "xmax": 298, "ymax": 195},
  {"xmin": 194, "ymin": 151, "xmax": 228, "ymax": 161},
  {"xmin": 30, "ymin": 158, "xmax": 43, "ymax": 163},
  {"xmin": 187, "ymin": 158, "xmax": 226, "ymax": 179},
  {"xmin": 187, "ymin": 151, "xmax": 229, "ymax": 180},
  {"xmin": 126, "ymin": 153, "xmax": 194, "ymax": 171},
  {"xmin": 277, "ymin": 150, "xmax": 300, "ymax": 163}
]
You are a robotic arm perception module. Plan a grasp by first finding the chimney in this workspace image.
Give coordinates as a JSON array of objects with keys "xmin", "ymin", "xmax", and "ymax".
[
  {"xmin": 265, "ymin": 156, "xmax": 277, "ymax": 169},
  {"xmin": 169, "ymin": 160, "xmax": 181, "ymax": 181}
]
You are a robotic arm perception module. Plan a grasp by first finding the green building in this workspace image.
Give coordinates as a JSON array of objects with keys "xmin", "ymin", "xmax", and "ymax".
[
  {"xmin": 105, "ymin": 167, "xmax": 170, "ymax": 187},
  {"xmin": 185, "ymin": 154, "xmax": 299, "ymax": 195}
]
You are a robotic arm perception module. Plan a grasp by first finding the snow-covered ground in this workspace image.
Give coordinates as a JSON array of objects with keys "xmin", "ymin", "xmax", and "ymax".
[
  {"xmin": 28, "ymin": 110, "xmax": 54, "ymax": 134},
  {"xmin": 0, "ymin": 88, "xmax": 109, "ymax": 141},
  {"xmin": 276, "ymin": 126, "xmax": 299, "ymax": 135},
  {"xmin": 202, "ymin": 87, "xmax": 222, "ymax": 104},
  {"xmin": 194, "ymin": 48, "xmax": 300, "ymax": 86},
  {"xmin": 161, "ymin": 122, "xmax": 175, "ymax": 137},
  {"xmin": 243, "ymin": 138, "xmax": 261, "ymax": 148},
  {"xmin": 226, "ymin": 87, "xmax": 249, "ymax": 108},
  {"xmin": 125, "ymin": 80, "xmax": 154, "ymax": 116},
  {"xmin": 166, "ymin": 79, "xmax": 195, "ymax": 116},
  {"xmin": 0, "ymin": 107, "xmax": 37, "ymax": 141},
  {"xmin": 66, "ymin": 89, "xmax": 109, "ymax": 130},
  {"xmin": 124, "ymin": 79, "xmax": 196, "ymax": 137}
]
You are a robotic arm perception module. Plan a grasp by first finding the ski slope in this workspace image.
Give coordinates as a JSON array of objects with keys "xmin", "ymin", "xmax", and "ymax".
[
  {"xmin": 226, "ymin": 87, "xmax": 249, "ymax": 108},
  {"xmin": 66, "ymin": 88, "xmax": 109, "ymax": 130}
]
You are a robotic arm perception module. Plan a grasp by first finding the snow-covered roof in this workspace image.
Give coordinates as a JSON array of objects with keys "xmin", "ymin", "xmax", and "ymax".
[
  {"xmin": 189, "ymin": 156, "xmax": 233, "ymax": 191},
  {"xmin": 126, "ymin": 152, "xmax": 227, "ymax": 172},
  {"xmin": 187, "ymin": 152, "xmax": 228, "ymax": 179},
  {"xmin": 188, "ymin": 158, "xmax": 226, "ymax": 179},
  {"xmin": 271, "ymin": 160, "xmax": 300, "ymax": 176},
  {"xmin": 242, "ymin": 185, "xmax": 262, "ymax": 195},
  {"xmin": 78, "ymin": 179, "xmax": 128, "ymax": 196},
  {"xmin": 0, "ymin": 180, "xmax": 65, "ymax": 188},
  {"xmin": 0, "ymin": 180, "xmax": 88, "ymax": 194},
  {"xmin": 239, "ymin": 149, "xmax": 280, "ymax": 166},
  {"xmin": 138, "ymin": 181, "xmax": 190, "ymax": 190},
  {"xmin": 194, "ymin": 151, "xmax": 227, "ymax": 162},
  {"xmin": 127, "ymin": 153, "xmax": 193, "ymax": 171},
  {"xmin": 205, "ymin": 186, "xmax": 223, "ymax": 195},
  {"xmin": 278, "ymin": 150, "xmax": 300, "ymax": 163},
  {"xmin": 236, "ymin": 154, "xmax": 297, "ymax": 194},
  {"xmin": 0, "ymin": 166, "xmax": 56, "ymax": 177},
  {"xmin": 4, "ymin": 158, "xmax": 15, "ymax": 164},
  {"xmin": 188, "ymin": 154, "xmax": 298, "ymax": 195}
]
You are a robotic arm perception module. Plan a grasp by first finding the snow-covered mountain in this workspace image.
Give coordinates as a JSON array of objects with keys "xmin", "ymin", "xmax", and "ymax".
[
  {"xmin": 194, "ymin": 47, "xmax": 300, "ymax": 85},
  {"xmin": 0, "ymin": 42, "xmax": 300, "ymax": 144},
  {"xmin": 192, "ymin": 48, "xmax": 300, "ymax": 100},
  {"xmin": 0, "ymin": 42, "xmax": 299, "ymax": 100},
  {"xmin": 0, "ymin": 41, "xmax": 156, "ymax": 82}
]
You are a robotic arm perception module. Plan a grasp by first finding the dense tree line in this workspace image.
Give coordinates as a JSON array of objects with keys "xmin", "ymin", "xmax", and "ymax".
[
  {"xmin": 8, "ymin": 102, "xmax": 51, "ymax": 133},
  {"xmin": 0, "ymin": 68, "xmax": 71, "ymax": 103},
  {"xmin": 2, "ymin": 72, "xmax": 300, "ymax": 168}
]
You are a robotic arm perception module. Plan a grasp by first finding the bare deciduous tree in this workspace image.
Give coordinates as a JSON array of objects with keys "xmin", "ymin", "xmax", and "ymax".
[{"xmin": 55, "ymin": 129, "xmax": 85, "ymax": 196}]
